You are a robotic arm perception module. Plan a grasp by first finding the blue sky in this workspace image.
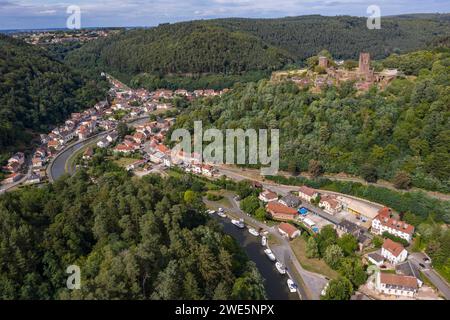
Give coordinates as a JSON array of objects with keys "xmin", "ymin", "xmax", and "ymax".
[{"xmin": 1, "ymin": 0, "xmax": 449, "ymax": 30}]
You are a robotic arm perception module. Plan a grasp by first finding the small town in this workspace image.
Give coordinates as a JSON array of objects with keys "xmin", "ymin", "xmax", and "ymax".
[
  {"xmin": 0, "ymin": 71, "xmax": 448, "ymax": 301},
  {"xmin": 0, "ymin": 74, "xmax": 226, "ymax": 191},
  {"xmin": 0, "ymin": 1, "xmax": 449, "ymax": 310}
]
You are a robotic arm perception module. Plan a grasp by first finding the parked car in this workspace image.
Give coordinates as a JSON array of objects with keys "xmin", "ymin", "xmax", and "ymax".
[{"xmin": 287, "ymin": 279, "xmax": 297, "ymax": 293}]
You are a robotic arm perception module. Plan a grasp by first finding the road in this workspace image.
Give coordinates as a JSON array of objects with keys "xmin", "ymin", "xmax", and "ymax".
[
  {"xmin": 205, "ymin": 193, "xmax": 328, "ymax": 300},
  {"xmin": 409, "ymin": 253, "xmax": 450, "ymax": 300},
  {"xmin": 0, "ymin": 157, "xmax": 33, "ymax": 193},
  {"xmin": 48, "ymin": 116, "xmax": 151, "ymax": 181}
]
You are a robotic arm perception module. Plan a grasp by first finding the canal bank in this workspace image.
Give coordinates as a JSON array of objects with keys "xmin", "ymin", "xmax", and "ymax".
[{"xmin": 212, "ymin": 215, "xmax": 299, "ymax": 300}]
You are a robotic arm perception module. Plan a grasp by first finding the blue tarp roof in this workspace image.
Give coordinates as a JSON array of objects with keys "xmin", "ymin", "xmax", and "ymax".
[{"xmin": 298, "ymin": 208, "xmax": 308, "ymax": 215}]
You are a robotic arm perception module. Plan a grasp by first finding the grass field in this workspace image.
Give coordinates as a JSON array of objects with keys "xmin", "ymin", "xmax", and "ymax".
[
  {"xmin": 113, "ymin": 157, "xmax": 139, "ymax": 167},
  {"xmin": 290, "ymin": 236, "xmax": 339, "ymax": 280}
]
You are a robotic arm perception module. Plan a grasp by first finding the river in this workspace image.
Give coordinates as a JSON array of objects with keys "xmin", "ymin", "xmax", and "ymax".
[{"xmin": 213, "ymin": 216, "xmax": 299, "ymax": 300}]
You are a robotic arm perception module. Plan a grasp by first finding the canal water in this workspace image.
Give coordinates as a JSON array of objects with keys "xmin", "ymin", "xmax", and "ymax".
[{"xmin": 214, "ymin": 216, "xmax": 299, "ymax": 300}]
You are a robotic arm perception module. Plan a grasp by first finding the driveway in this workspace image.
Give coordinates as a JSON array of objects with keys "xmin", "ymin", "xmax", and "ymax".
[{"xmin": 409, "ymin": 253, "xmax": 450, "ymax": 300}]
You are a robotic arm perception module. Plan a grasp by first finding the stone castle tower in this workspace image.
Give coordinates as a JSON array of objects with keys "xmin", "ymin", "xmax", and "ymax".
[
  {"xmin": 359, "ymin": 52, "xmax": 371, "ymax": 75},
  {"xmin": 318, "ymin": 56, "xmax": 328, "ymax": 69}
]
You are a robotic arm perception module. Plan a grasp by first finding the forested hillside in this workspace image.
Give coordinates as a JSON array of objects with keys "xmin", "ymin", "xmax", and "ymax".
[
  {"xmin": 0, "ymin": 163, "xmax": 266, "ymax": 299},
  {"xmin": 65, "ymin": 23, "xmax": 293, "ymax": 84},
  {"xmin": 170, "ymin": 48, "xmax": 450, "ymax": 194},
  {"xmin": 64, "ymin": 14, "xmax": 450, "ymax": 90},
  {"xmin": 214, "ymin": 14, "xmax": 450, "ymax": 60},
  {"xmin": 0, "ymin": 34, "xmax": 107, "ymax": 160}
]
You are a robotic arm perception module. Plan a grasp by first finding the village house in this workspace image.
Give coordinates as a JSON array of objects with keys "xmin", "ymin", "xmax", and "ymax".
[
  {"xmin": 113, "ymin": 144, "xmax": 134, "ymax": 155},
  {"xmin": 149, "ymin": 151, "xmax": 166, "ymax": 164},
  {"xmin": 278, "ymin": 194, "xmax": 301, "ymax": 208},
  {"xmin": 82, "ymin": 148, "xmax": 94, "ymax": 160},
  {"xmin": 367, "ymin": 252, "xmax": 384, "ymax": 266},
  {"xmin": 107, "ymin": 132, "xmax": 119, "ymax": 143},
  {"xmin": 133, "ymin": 132, "xmax": 147, "ymax": 144},
  {"xmin": 258, "ymin": 190, "xmax": 278, "ymax": 203},
  {"xmin": 156, "ymin": 103, "xmax": 172, "ymax": 110},
  {"xmin": 47, "ymin": 139, "xmax": 61, "ymax": 151},
  {"xmin": 335, "ymin": 219, "xmax": 371, "ymax": 251},
  {"xmin": 126, "ymin": 160, "xmax": 146, "ymax": 171},
  {"xmin": 201, "ymin": 164, "xmax": 214, "ymax": 177},
  {"xmin": 266, "ymin": 202, "xmax": 298, "ymax": 221},
  {"xmin": 97, "ymin": 138, "xmax": 111, "ymax": 149},
  {"xmin": 32, "ymin": 157, "xmax": 44, "ymax": 168},
  {"xmin": 2, "ymin": 173, "xmax": 23, "ymax": 185},
  {"xmin": 8, "ymin": 152, "xmax": 25, "ymax": 166},
  {"xmin": 278, "ymin": 222, "xmax": 301, "ymax": 240},
  {"xmin": 26, "ymin": 173, "xmax": 41, "ymax": 185},
  {"xmin": 371, "ymin": 207, "xmax": 415, "ymax": 242},
  {"xmin": 298, "ymin": 185, "xmax": 319, "ymax": 202},
  {"xmin": 319, "ymin": 195, "xmax": 342, "ymax": 214},
  {"xmin": 381, "ymin": 239, "xmax": 408, "ymax": 265},
  {"xmin": 375, "ymin": 272, "xmax": 419, "ymax": 298},
  {"xmin": 395, "ymin": 261, "xmax": 423, "ymax": 287}
]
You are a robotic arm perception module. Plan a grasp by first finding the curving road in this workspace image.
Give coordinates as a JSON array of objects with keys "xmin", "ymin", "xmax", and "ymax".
[{"xmin": 48, "ymin": 116, "xmax": 151, "ymax": 182}]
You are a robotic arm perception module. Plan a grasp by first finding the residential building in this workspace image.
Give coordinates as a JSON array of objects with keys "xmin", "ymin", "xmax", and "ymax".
[
  {"xmin": 32, "ymin": 157, "xmax": 44, "ymax": 168},
  {"xmin": 82, "ymin": 148, "xmax": 94, "ymax": 160},
  {"xmin": 381, "ymin": 239, "xmax": 408, "ymax": 265},
  {"xmin": 278, "ymin": 194, "xmax": 301, "ymax": 208},
  {"xmin": 113, "ymin": 144, "xmax": 133, "ymax": 154},
  {"xmin": 8, "ymin": 152, "xmax": 25, "ymax": 166},
  {"xmin": 395, "ymin": 261, "xmax": 423, "ymax": 287},
  {"xmin": 371, "ymin": 207, "xmax": 415, "ymax": 242},
  {"xmin": 278, "ymin": 222, "xmax": 301, "ymax": 239},
  {"xmin": 376, "ymin": 272, "xmax": 418, "ymax": 297},
  {"xmin": 298, "ymin": 186, "xmax": 318, "ymax": 202},
  {"xmin": 201, "ymin": 164, "xmax": 214, "ymax": 177},
  {"xmin": 266, "ymin": 202, "xmax": 298, "ymax": 221},
  {"xmin": 367, "ymin": 252, "xmax": 384, "ymax": 266},
  {"xmin": 259, "ymin": 190, "xmax": 278, "ymax": 203},
  {"xmin": 2, "ymin": 173, "xmax": 23, "ymax": 184},
  {"xmin": 97, "ymin": 138, "xmax": 110, "ymax": 148},
  {"xmin": 319, "ymin": 195, "xmax": 342, "ymax": 214},
  {"xmin": 26, "ymin": 173, "xmax": 41, "ymax": 185},
  {"xmin": 336, "ymin": 219, "xmax": 371, "ymax": 251}
]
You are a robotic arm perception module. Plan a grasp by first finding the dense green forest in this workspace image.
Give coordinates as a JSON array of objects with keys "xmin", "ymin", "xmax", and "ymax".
[
  {"xmin": 65, "ymin": 23, "xmax": 294, "ymax": 86},
  {"xmin": 170, "ymin": 48, "xmax": 450, "ymax": 194},
  {"xmin": 0, "ymin": 34, "xmax": 107, "ymax": 161},
  {"xmin": 0, "ymin": 155, "xmax": 266, "ymax": 299},
  {"xmin": 214, "ymin": 14, "xmax": 450, "ymax": 60},
  {"xmin": 63, "ymin": 14, "xmax": 450, "ymax": 90}
]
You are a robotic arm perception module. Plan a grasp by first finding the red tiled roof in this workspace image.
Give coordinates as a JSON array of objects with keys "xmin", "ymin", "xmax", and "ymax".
[
  {"xmin": 375, "ymin": 213, "xmax": 415, "ymax": 235},
  {"xmin": 298, "ymin": 185, "xmax": 317, "ymax": 197},
  {"xmin": 382, "ymin": 238, "xmax": 405, "ymax": 257},
  {"xmin": 261, "ymin": 190, "xmax": 278, "ymax": 200},
  {"xmin": 380, "ymin": 273, "xmax": 418, "ymax": 289},
  {"xmin": 278, "ymin": 222, "xmax": 299, "ymax": 237},
  {"xmin": 267, "ymin": 202, "xmax": 298, "ymax": 216}
]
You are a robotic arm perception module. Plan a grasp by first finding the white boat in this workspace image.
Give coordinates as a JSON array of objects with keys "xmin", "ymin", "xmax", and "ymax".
[
  {"xmin": 264, "ymin": 248, "xmax": 276, "ymax": 261},
  {"xmin": 261, "ymin": 236, "xmax": 267, "ymax": 247},
  {"xmin": 231, "ymin": 219, "xmax": 245, "ymax": 229},
  {"xmin": 275, "ymin": 262, "xmax": 286, "ymax": 275},
  {"xmin": 218, "ymin": 207, "xmax": 224, "ymax": 212},
  {"xmin": 207, "ymin": 210, "xmax": 216, "ymax": 215},
  {"xmin": 216, "ymin": 211, "xmax": 227, "ymax": 218},
  {"xmin": 248, "ymin": 228, "xmax": 259, "ymax": 236},
  {"xmin": 287, "ymin": 279, "xmax": 297, "ymax": 293}
]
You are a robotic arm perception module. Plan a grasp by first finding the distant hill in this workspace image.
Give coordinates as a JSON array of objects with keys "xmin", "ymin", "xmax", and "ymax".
[
  {"xmin": 214, "ymin": 14, "xmax": 450, "ymax": 60},
  {"xmin": 0, "ymin": 34, "xmax": 106, "ymax": 160},
  {"xmin": 65, "ymin": 23, "xmax": 294, "ymax": 79},
  {"xmin": 64, "ymin": 14, "xmax": 450, "ymax": 88}
]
